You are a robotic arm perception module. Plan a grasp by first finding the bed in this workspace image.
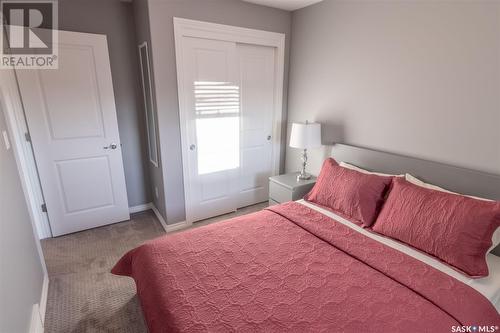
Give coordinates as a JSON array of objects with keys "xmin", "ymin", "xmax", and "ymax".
[{"xmin": 113, "ymin": 144, "xmax": 500, "ymax": 332}]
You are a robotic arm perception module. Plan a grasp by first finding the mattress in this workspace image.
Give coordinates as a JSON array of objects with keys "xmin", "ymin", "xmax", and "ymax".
[
  {"xmin": 298, "ymin": 199, "xmax": 500, "ymax": 311},
  {"xmin": 113, "ymin": 201, "xmax": 500, "ymax": 332}
]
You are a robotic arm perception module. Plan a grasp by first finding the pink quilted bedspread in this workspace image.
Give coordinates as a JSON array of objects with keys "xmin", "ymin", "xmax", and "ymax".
[{"xmin": 112, "ymin": 202, "xmax": 499, "ymax": 333}]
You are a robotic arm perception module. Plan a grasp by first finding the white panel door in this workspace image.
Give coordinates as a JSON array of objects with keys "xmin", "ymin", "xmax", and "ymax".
[
  {"xmin": 16, "ymin": 31, "xmax": 129, "ymax": 236},
  {"xmin": 180, "ymin": 37, "xmax": 240, "ymax": 222},
  {"xmin": 237, "ymin": 44, "xmax": 275, "ymax": 207}
]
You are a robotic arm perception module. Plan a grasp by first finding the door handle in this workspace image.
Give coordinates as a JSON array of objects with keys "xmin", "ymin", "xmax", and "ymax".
[
  {"xmin": 189, "ymin": 144, "xmax": 196, "ymax": 151},
  {"xmin": 267, "ymin": 135, "xmax": 271, "ymax": 141},
  {"xmin": 103, "ymin": 143, "xmax": 118, "ymax": 150}
]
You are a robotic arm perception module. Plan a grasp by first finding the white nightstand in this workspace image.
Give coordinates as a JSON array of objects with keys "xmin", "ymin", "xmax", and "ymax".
[{"xmin": 268, "ymin": 172, "xmax": 317, "ymax": 205}]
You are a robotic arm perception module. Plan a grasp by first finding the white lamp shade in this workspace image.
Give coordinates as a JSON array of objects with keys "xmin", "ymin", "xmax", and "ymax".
[{"xmin": 289, "ymin": 122, "xmax": 322, "ymax": 149}]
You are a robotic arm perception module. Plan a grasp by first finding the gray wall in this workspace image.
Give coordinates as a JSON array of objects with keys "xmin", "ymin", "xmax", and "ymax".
[
  {"xmin": 148, "ymin": 0, "xmax": 292, "ymax": 223},
  {"xmin": 58, "ymin": 0, "xmax": 151, "ymax": 207},
  {"xmin": 133, "ymin": 0, "xmax": 166, "ymax": 216},
  {"xmin": 0, "ymin": 103, "xmax": 45, "ymax": 333},
  {"xmin": 286, "ymin": 0, "xmax": 500, "ymax": 176}
]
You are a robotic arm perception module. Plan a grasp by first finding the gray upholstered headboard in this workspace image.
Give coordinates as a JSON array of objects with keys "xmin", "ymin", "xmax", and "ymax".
[{"xmin": 331, "ymin": 143, "xmax": 500, "ymax": 256}]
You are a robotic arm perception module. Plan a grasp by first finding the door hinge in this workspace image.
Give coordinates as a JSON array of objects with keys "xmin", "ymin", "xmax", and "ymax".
[
  {"xmin": 41, "ymin": 203, "xmax": 47, "ymax": 212},
  {"xmin": 25, "ymin": 132, "xmax": 31, "ymax": 142}
]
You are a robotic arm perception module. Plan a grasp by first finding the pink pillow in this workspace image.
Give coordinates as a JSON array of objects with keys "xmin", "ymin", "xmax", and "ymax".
[
  {"xmin": 304, "ymin": 158, "xmax": 392, "ymax": 227},
  {"xmin": 372, "ymin": 177, "xmax": 500, "ymax": 277}
]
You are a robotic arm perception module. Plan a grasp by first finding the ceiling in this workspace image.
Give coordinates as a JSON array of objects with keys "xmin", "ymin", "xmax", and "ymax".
[{"xmin": 241, "ymin": 0, "xmax": 323, "ymax": 11}]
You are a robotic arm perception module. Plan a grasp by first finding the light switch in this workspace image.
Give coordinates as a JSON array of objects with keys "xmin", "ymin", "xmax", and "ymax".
[{"xmin": 2, "ymin": 130, "xmax": 11, "ymax": 150}]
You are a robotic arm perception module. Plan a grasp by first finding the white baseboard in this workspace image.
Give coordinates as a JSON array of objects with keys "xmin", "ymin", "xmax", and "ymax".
[
  {"xmin": 150, "ymin": 204, "xmax": 189, "ymax": 233},
  {"xmin": 29, "ymin": 274, "xmax": 47, "ymax": 333},
  {"xmin": 129, "ymin": 202, "xmax": 153, "ymax": 214},
  {"xmin": 165, "ymin": 220, "xmax": 190, "ymax": 232},
  {"xmin": 29, "ymin": 304, "xmax": 44, "ymax": 333},
  {"xmin": 150, "ymin": 204, "xmax": 167, "ymax": 231},
  {"xmin": 39, "ymin": 273, "xmax": 49, "ymax": 325}
]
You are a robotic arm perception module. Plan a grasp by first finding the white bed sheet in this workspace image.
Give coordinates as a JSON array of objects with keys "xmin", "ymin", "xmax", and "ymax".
[{"xmin": 297, "ymin": 199, "xmax": 500, "ymax": 311}]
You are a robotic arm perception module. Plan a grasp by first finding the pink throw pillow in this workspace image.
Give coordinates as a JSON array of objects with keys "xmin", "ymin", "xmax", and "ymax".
[
  {"xmin": 372, "ymin": 177, "xmax": 500, "ymax": 277},
  {"xmin": 305, "ymin": 158, "xmax": 393, "ymax": 227}
]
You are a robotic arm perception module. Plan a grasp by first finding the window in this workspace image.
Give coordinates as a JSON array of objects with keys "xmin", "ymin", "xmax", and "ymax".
[
  {"xmin": 193, "ymin": 81, "xmax": 240, "ymax": 175},
  {"xmin": 138, "ymin": 42, "xmax": 158, "ymax": 167}
]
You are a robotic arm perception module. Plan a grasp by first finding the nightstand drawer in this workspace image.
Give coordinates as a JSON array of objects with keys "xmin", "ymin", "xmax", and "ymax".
[
  {"xmin": 269, "ymin": 182, "xmax": 293, "ymax": 203},
  {"xmin": 269, "ymin": 181, "xmax": 294, "ymax": 203},
  {"xmin": 269, "ymin": 172, "xmax": 316, "ymax": 205},
  {"xmin": 269, "ymin": 172, "xmax": 317, "ymax": 204}
]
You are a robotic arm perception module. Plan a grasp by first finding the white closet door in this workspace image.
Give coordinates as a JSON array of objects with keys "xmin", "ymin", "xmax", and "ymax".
[
  {"xmin": 16, "ymin": 31, "xmax": 129, "ymax": 236},
  {"xmin": 180, "ymin": 37, "xmax": 240, "ymax": 222},
  {"xmin": 237, "ymin": 44, "xmax": 275, "ymax": 208}
]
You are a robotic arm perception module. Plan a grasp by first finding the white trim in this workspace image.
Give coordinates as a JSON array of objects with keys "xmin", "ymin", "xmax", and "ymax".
[
  {"xmin": 151, "ymin": 203, "xmax": 189, "ymax": 233},
  {"xmin": 129, "ymin": 202, "xmax": 153, "ymax": 214},
  {"xmin": 39, "ymin": 274, "xmax": 49, "ymax": 325},
  {"xmin": 173, "ymin": 18, "xmax": 286, "ymax": 48},
  {"xmin": 150, "ymin": 203, "xmax": 168, "ymax": 231},
  {"xmin": 138, "ymin": 41, "xmax": 159, "ymax": 168},
  {"xmin": 29, "ymin": 274, "xmax": 48, "ymax": 333},
  {"xmin": 0, "ymin": 58, "xmax": 50, "ymax": 332},
  {"xmin": 1, "ymin": 70, "xmax": 51, "ymax": 239},
  {"xmin": 165, "ymin": 220, "xmax": 190, "ymax": 233},
  {"xmin": 29, "ymin": 304, "xmax": 44, "ymax": 333},
  {"xmin": 173, "ymin": 17, "xmax": 285, "ymax": 225},
  {"xmin": 0, "ymin": 66, "xmax": 49, "ymax": 278}
]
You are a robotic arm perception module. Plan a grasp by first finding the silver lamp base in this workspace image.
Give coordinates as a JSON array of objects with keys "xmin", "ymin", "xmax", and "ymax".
[
  {"xmin": 297, "ymin": 148, "xmax": 311, "ymax": 181},
  {"xmin": 297, "ymin": 172, "xmax": 312, "ymax": 181}
]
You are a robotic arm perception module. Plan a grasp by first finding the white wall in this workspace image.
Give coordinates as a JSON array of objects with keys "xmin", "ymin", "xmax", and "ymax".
[{"xmin": 286, "ymin": 0, "xmax": 500, "ymax": 176}]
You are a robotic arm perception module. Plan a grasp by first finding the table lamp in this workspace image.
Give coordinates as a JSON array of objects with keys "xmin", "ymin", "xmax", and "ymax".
[{"xmin": 289, "ymin": 121, "xmax": 321, "ymax": 181}]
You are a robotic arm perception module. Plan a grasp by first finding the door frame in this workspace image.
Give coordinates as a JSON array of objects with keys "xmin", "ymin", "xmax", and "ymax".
[
  {"xmin": 1, "ymin": 57, "xmax": 52, "ymax": 239},
  {"xmin": 0, "ymin": 63, "xmax": 50, "ymax": 324},
  {"xmin": 173, "ymin": 17, "xmax": 286, "ymax": 224}
]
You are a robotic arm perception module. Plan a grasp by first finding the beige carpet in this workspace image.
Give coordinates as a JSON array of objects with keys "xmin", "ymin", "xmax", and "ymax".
[{"xmin": 41, "ymin": 203, "xmax": 267, "ymax": 333}]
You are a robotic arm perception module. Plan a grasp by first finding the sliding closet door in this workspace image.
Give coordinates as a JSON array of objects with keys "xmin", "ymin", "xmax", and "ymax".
[
  {"xmin": 237, "ymin": 44, "xmax": 275, "ymax": 208},
  {"xmin": 177, "ymin": 27, "xmax": 281, "ymax": 223},
  {"xmin": 180, "ymin": 37, "xmax": 240, "ymax": 222}
]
